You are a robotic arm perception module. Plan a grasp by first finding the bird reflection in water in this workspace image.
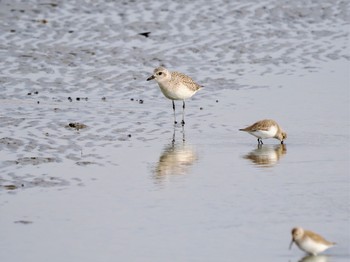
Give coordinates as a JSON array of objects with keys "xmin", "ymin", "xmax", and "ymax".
[
  {"xmin": 154, "ymin": 127, "xmax": 197, "ymax": 182},
  {"xmin": 297, "ymin": 255, "xmax": 330, "ymax": 262},
  {"xmin": 243, "ymin": 144, "xmax": 287, "ymax": 167}
]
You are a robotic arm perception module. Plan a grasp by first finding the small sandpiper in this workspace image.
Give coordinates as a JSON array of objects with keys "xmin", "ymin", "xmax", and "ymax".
[
  {"xmin": 289, "ymin": 227, "xmax": 336, "ymax": 256},
  {"xmin": 239, "ymin": 119, "xmax": 287, "ymax": 144},
  {"xmin": 147, "ymin": 66, "xmax": 202, "ymax": 126}
]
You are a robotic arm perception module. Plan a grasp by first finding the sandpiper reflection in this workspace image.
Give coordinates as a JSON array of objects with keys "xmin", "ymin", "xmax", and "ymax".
[
  {"xmin": 154, "ymin": 128, "xmax": 197, "ymax": 182},
  {"xmin": 243, "ymin": 144, "xmax": 287, "ymax": 167},
  {"xmin": 298, "ymin": 255, "xmax": 330, "ymax": 262}
]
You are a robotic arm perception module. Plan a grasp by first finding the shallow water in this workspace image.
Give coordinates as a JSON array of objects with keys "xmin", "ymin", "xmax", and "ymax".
[{"xmin": 0, "ymin": 0, "xmax": 349, "ymax": 261}]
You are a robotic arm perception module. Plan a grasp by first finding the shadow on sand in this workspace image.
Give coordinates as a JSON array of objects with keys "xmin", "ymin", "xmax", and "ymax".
[
  {"xmin": 297, "ymin": 255, "xmax": 330, "ymax": 262},
  {"xmin": 153, "ymin": 126, "xmax": 197, "ymax": 183},
  {"xmin": 243, "ymin": 144, "xmax": 287, "ymax": 168}
]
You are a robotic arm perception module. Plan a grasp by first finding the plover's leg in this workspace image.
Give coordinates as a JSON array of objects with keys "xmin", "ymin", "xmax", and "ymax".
[
  {"xmin": 172, "ymin": 126, "xmax": 176, "ymax": 143},
  {"xmin": 182, "ymin": 124, "xmax": 185, "ymax": 142},
  {"xmin": 181, "ymin": 100, "xmax": 185, "ymax": 126},
  {"xmin": 281, "ymin": 140, "xmax": 284, "ymax": 144},
  {"xmin": 172, "ymin": 100, "xmax": 177, "ymax": 124},
  {"xmin": 258, "ymin": 138, "xmax": 263, "ymax": 145}
]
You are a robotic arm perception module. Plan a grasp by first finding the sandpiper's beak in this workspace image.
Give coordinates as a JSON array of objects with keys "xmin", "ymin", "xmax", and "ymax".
[
  {"xmin": 289, "ymin": 239, "xmax": 294, "ymax": 250},
  {"xmin": 147, "ymin": 75, "xmax": 155, "ymax": 81}
]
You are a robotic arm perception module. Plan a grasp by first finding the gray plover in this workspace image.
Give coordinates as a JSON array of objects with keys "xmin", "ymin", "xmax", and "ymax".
[{"xmin": 147, "ymin": 66, "xmax": 201, "ymax": 125}]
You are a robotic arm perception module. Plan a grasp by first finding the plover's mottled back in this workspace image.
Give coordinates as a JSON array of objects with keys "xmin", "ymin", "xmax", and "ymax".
[
  {"xmin": 289, "ymin": 227, "xmax": 336, "ymax": 256},
  {"xmin": 147, "ymin": 67, "xmax": 201, "ymax": 125},
  {"xmin": 239, "ymin": 119, "xmax": 287, "ymax": 144}
]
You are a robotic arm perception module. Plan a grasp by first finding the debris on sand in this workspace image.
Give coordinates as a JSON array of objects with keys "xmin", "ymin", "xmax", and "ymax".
[
  {"xmin": 66, "ymin": 122, "xmax": 87, "ymax": 130},
  {"xmin": 138, "ymin": 32, "xmax": 151, "ymax": 38}
]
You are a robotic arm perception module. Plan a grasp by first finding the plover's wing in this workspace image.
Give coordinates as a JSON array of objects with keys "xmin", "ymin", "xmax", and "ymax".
[{"xmin": 172, "ymin": 71, "xmax": 202, "ymax": 91}]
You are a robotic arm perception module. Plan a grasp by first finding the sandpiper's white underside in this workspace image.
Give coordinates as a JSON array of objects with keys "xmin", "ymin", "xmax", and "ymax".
[
  {"xmin": 296, "ymin": 238, "xmax": 332, "ymax": 255},
  {"xmin": 248, "ymin": 126, "xmax": 278, "ymax": 139}
]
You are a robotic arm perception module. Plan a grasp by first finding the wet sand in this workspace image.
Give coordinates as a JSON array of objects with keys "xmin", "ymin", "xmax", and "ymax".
[{"xmin": 0, "ymin": 0, "xmax": 349, "ymax": 261}]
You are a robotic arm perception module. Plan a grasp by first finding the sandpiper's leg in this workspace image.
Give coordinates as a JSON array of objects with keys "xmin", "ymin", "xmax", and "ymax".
[
  {"xmin": 281, "ymin": 140, "xmax": 284, "ymax": 144},
  {"xmin": 181, "ymin": 100, "xmax": 185, "ymax": 126},
  {"xmin": 257, "ymin": 138, "xmax": 263, "ymax": 145},
  {"xmin": 172, "ymin": 100, "xmax": 177, "ymax": 124}
]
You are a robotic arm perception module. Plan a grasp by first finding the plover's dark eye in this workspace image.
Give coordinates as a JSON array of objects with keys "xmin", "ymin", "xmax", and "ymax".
[{"xmin": 158, "ymin": 72, "xmax": 163, "ymax": 75}]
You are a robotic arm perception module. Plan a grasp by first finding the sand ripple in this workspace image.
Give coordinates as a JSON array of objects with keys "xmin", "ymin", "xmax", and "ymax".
[{"xmin": 0, "ymin": 0, "xmax": 348, "ymax": 190}]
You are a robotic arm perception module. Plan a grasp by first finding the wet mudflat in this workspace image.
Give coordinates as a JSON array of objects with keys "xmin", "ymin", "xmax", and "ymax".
[{"xmin": 0, "ymin": 0, "xmax": 349, "ymax": 261}]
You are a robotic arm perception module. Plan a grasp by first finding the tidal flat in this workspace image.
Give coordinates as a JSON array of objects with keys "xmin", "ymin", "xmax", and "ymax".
[{"xmin": 0, "ymin": 0, "xmax": 349, "ymax": 261}]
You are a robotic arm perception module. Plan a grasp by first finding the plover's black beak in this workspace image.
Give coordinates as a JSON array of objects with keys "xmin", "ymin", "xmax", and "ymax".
[
  {"xmin": 289, "ymin": 239, "xmax": 294, "ymax": 250},
  {"xmin": 147, "ymin": 75, "xmax": 155, "ymax": 81}
]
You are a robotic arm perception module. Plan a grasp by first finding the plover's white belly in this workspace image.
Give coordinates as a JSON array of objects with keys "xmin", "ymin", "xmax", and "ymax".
[
  {"xmin": 159, "ymin": 83, "xmax": 196, "ymax": 100},
  {"xmin": 298, "ymin": 238, "xmax": 330, "ymax": 255},
  {"xmin": 249, "ymin": 126, "xmax": 278, "ymax": 139}
]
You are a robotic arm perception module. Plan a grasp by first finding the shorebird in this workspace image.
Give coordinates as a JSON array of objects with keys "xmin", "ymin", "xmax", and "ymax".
[
  {"xmin": 147, "ymin": 66, "xmax": 201, "ymax": 125},
  {"xmin": 289, "ymin": 227, "xmax": 336, "ymax": 256},
  {"xmin": 239, "ymin": 119, "xmax": 287, "ymax": 144}
]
